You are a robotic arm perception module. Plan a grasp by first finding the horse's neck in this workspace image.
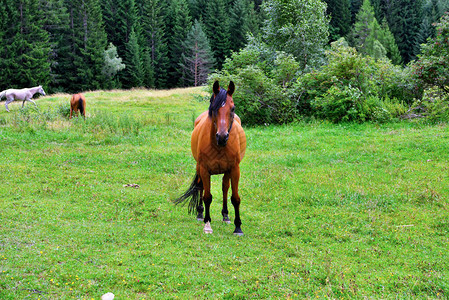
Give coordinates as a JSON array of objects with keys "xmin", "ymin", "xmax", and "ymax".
[{"xmin": 28, "ymin": 86, "xmax": 40, "ymax": 94}]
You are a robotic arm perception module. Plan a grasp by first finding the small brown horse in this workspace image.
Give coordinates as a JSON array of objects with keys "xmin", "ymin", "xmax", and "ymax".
[
  {"xmin": 174, "ymin": 81, "xmax": 246, "ymax": 235},
  {"xmin": 70, "ymin": 93, "xmax": 86, "ymax": 119}
]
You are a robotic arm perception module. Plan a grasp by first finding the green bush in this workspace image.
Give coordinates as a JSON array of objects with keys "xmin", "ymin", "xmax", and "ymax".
[
  {"xmin": 210, "ymin": 66, "xmax": 295, "ymax": 125},
  {"xmin": 213, "ymin": 37, "xmax": 412, "ymax": 124},
  {"xmin": 295, "ymin": 39, "xmax": 409, "ymax": 122},
  {"xmin": 211, "ymin": 46, "xmax": 298, "ymax": 125},
  {"xmin": 57, "ymin": 103, "xmax": 71, "ymax": 118},
  {"xmin": 407, "ymin": 87, "xmax": 449, "ymax": 122},
  {"xmin": 312, "ymin": 85, "xmax": 362, "ymax": 123}
]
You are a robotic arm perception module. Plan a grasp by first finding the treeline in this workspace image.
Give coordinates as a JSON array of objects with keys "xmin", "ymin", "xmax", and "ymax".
[
  {"xmin": 0, "ymin": 0, "xmax": 447, "ymax": 94},
  {"xmin": 326, "ymin": 0, "xmax": 449, "ymax": 63},
  {"xmin": 0, "ymin": 0, "xmax": 263, "ymax": 93}
]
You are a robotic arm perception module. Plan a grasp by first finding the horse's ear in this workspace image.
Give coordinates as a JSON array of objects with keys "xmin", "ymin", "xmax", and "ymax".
[
  {"xmin": 213, "ymin": 81, "xmax": 220, "ymax": 95},
  {"xmin": 227, "ymin": 81, "xmax": 235, "ymax": 96}
]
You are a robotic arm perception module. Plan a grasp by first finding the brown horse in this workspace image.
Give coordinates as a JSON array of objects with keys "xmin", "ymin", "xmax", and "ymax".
[
  {"xmin": 174, "ymin": 81, "xmax": 246, "ymax": 235},
  {"xmin": 69, "ymin": 93, "xmax": 86, "ymax": 119}
]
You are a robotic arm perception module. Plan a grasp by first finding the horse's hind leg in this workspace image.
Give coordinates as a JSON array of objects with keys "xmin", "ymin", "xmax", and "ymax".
[
  {"xmin": 194, "ymin": 169, "xmax": 204, "ymax": 221},
  {"xmin": 196, "ymin": 187, "xmax": 204, "ymax": 221},
  {"xmin": 222, "ymin": 172, "xmax": 231, "ymax": 223},
  {"xmin": 230, "ymin": 166, "xmax": 243, "ymax": 236}
]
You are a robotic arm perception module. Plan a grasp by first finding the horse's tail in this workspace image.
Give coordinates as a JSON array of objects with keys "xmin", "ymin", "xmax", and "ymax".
[
  {"xmin": 173, "ymin": 173, "xmax": 202, "ymax": 215},
  {"xmin": 0, "ymin": 90, "xmax": 6, "ymax": 100},
  {"xmin": 78, "ymin": 97, "xmax": 84, "ymax": 116}
]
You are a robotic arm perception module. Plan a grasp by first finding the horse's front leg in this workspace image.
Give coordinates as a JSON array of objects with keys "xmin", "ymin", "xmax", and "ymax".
[
  {"xmin": 230, "ymin": 165, "xmax": 243, "ymax": 236},
  {"xmin": 5, "ymin": 101, "xmax": 10, "ymax": 112},
  {"xmin": 5, "ymin": 97, "xmax": 15, "ymax": 112},
  {"xmin": 200, "ymin": 167, "xmax": 213, "ymax": 234},
  {"xmin": 222, "ymin": 172, "xmax": 231, "ymax": 223}
]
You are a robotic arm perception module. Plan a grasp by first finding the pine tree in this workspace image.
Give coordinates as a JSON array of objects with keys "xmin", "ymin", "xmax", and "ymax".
[
  {"xmin": 370, "ymin": 0, "xmax": 383, "ymax": 22},
  {"xmin": 324, "ymin": 0, "xmax": 352, "ymax": 41},
  {"xmin": 38, "ymin": 0, "xmax": 70, "ymax": 92},
  {"xmin": 350, "ymin": 0, "xmax": 401, "ymax": 63},
  {"xmin": 387, "ymin": 0, "xmax": 423, "ymax": 63},
  {"xmin": 180, "ymin": 20, "xmax": 215, "ymax": 86},
  {"xmin": 0, "ymin": 0, "xmax": 17, "ymax": 89},
  {"xmin": 188, "ymin": 0, "xmax": 208, "ymax": 21},
  {"xmin": 204, "ymin": 0, "xmax": 231, "ymax": 69},
  {"xmin": 124, "ymin": 28, "xmax": 144, "ymax": 87},
  {"xmin": 350, "ymin": 0, "xmax": 363, "ymax": 23},
  {"xmin": 138, "ymin": 0, "xmax": 169, "ymax": 88},
  {"xmin": 102, "ymin": 0, "xmax": 138, "ymax": 55},
  {"xmin": 416, "ymin": 0, "xmax": 442, "ymax": 47},
  {"xmin": 0, "ymin": 0, "xmax": 51, "ymax": 90},
  {"xmin": 165, "ymin": 0, "xmax": 192, "ymax": 87},
  {"xmin": 63, "ymin": 0, "xmax": 107, "ymax": 92},
  {"xmin": 379, "ymin": 19, "xmax": 402, "ymax": 64},
  {"xmin": 102, "ymin": 0, "xmax": 141, "ymax": 87},
  {"xmin": 229, "ymin": 0, "xmax": 260, "ymax": 51}
]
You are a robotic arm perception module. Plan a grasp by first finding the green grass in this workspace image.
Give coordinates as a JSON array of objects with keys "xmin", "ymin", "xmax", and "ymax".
[{"xmin": 0, "ymin": 88, "xmax": 448, "ymax": 299}]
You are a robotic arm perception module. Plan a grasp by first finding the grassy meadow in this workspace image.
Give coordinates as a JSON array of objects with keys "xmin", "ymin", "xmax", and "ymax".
[{"xmin": 0, "ymin": 88, "xmax": 448, "ymax": 299}]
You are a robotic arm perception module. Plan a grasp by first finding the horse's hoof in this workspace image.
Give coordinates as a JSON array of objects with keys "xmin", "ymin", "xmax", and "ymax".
[
  {"xmin": 197, "ymin": 217, "xmax": 204, "ymax": 221},
  {"xmin": 204, "ymin": 222, "xmax": 213, "ymax": 234},
  {"xmin": 233, "ymin": 228, "xmax": 243, "ymax": 236},
  {"xmin": 223, "ymin": 216, "xmax": 231, "ymax": 224},
  {"xmin": 196, "ymin": 213, "xmax": 204, "ymax": 221}
]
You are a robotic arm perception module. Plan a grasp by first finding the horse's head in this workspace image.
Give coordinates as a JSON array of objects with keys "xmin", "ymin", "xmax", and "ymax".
[
  {"xmin": 209, "ymin": 81, "xmax": 235, "ymax": 147},
  {"xmin": 38, "ymin": 86, "xmax": 46, "ymax": 96}
]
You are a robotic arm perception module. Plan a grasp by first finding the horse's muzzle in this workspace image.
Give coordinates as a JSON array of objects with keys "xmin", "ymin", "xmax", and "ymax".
[{"xmin": 216, "ymin": 132, "xmax": 229, "ymax": 147}]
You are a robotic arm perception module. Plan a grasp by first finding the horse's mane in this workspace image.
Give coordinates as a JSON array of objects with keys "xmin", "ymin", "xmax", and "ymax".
[{"xmin": 208, "ymin": 88, "xmax": 227, "ymax": 117}]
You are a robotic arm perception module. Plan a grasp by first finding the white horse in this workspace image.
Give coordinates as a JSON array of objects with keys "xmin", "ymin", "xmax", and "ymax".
[{"xmin": 0, "ymin": 85, "xmax": 46, "ymax": 112}]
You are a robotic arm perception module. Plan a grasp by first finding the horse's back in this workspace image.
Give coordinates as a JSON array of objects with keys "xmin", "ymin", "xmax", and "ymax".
[
  {"xmin": 234, "ymin": 122, "xmax": 246, "ymax": 161},
  {"xmin": 191, "ymin": 114, "xmax": 209, "ymax": 162},
  {"xmin": 6, "ymin": 89, "xmax": 28, "ymax": 100},
  {"xmin": 71, "ymin": 93, "xmax": 86, "ymax": 105},
  {"xmin": 194, "ymin": 111, "xmax": 208, "ymax": 127}
]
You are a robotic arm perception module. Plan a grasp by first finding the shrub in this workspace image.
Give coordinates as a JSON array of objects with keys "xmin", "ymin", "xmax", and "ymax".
[
  {"xmin": 406, "ymin": 87, "xmax": 449, "ymax": 122},
  {"xmin": 213, "ymin": 37, "xmax": 411, "ymax": 124},
  {"xmin": 210, "ymin": 66, "xmax": 295, "ymax": 125},
  {"xmin": 211, "ymin": 45, "xmax": 298, "ymax": 125},
  {"xmin": 294, "ymin": 39, "xmax": 409, "ymax": 122},
  {"xmin": 312, "ymin": 85, "xmax": 363, "ymax": 122}
]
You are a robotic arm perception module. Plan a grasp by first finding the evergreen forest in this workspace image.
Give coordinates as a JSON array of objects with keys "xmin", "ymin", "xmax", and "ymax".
[{"xmin": 0, "ymin": 0, "xmax": 448, "ymax": 124}]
